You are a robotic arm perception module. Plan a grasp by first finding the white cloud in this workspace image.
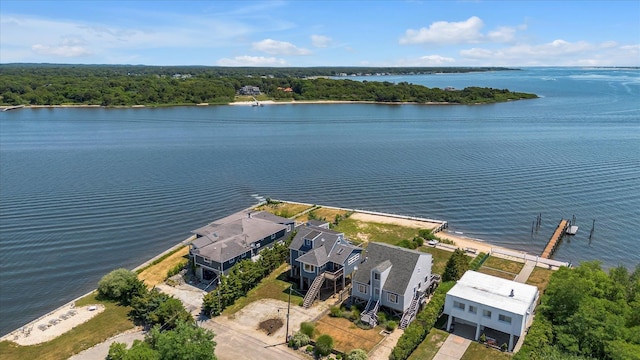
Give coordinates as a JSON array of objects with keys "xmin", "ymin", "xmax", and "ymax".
[
  {"xmin": 32, "ymin": 44, "xmax": 92, "ymax": 57},
  {"xmin": 460, "ymin": 40, "xmax": 640, "ymax": 66},
  {"xmin": 394, "ymin": 55, "xmax": 456, "ymax": 66},
  {"xmin": 217, "ymin": 55, "xmax": 287, "ymax": 66},
  {"xmin": 399, "ymin": 16, "xmax": 523, "ymax": 46},
  {"xmin": 311, "ymin": 35, "xmax": 331, "ymax": 48},
  {"xmin": 251, "ymin": 39, "xmax": 311, "ymax": 55},
  {"xmin": 400, "ymin": 16, "xmax": 484, "ymax": 45}
]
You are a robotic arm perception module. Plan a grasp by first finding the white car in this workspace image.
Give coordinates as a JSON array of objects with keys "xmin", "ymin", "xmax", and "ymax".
[{"xmin": 428, "ymin": 239, "xmax": 439, "ymax": 246}]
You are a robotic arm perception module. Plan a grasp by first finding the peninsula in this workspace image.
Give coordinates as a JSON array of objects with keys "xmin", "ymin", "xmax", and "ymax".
[{"xmin": 0, "ymin": 64, "xmax": 537, "ymax": 108}]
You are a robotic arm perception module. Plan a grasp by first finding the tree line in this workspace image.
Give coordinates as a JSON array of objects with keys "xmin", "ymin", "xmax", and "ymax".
[{"xmin": 0, "ymin": 65, "xmax": 536, "ymax": 106}]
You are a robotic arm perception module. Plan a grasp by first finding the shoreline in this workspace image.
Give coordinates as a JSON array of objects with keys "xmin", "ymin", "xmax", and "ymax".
[
  {"xmin": 0, "ymin": 201, "xmax": 566, "ymax": 341},
  {"xmin": 0, "ymin": 99, "xmax": 509, "ymax": 111}
]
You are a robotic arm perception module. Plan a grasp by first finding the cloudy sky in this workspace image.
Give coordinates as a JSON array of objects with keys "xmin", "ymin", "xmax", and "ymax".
[{"xmin": 1, "ymin": 0, "xmax": 639, "ymax": 67}]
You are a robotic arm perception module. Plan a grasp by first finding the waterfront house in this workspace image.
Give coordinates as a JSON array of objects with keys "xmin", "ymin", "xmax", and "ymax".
[
  {"xmin": 289, "ymin": 223, "xmax": 362, "ymax": 307},
  {"xmin": 190, "ymin": 210, "xmax": 294, "ymax": 283},
  {"xmin": 351, "ymin": 242, "xmax": 439, "ymax": 328},
  {"xmin": 238, "ymin": 85, "xmax": 261, "ymax": 95},
  {"xmin": 443, "ymin": 271, "xmax": 539, "ymax": 351}
]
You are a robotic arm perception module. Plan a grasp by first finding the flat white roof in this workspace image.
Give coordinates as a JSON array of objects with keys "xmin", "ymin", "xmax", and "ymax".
[{"xmin": 447, "ymin": 271, "xmax": 539, "ymax": 316}]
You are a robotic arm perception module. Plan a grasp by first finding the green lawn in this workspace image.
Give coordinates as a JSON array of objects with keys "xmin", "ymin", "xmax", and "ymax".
[
  {"xmin": 222, "ymin": 264, "xmax": 303, "ymax": 316},
  {"xmin": 477, "ymin": 267, "xmax": 517, "ymax": 281},
  {"xmin": 408, "ymin": 329, "xmax": 449, "ymax": 360},
  {"xmin": 254, "ymin": 202, "xmax": 313, "ymax": 219},
  {"xmin": 525, "ymin": 267, "xmax": 554, "ymax": 293},
  {"xmin": 461, "ymin": 341, "xmax": 512, "ymax": 360},
  {"xmin": 419, "ymin": 247, "xmax": 453, "ymax": 275},
  {"xmin": 482, "ymin": 256, "xmax": 524, "ymax": 274},
  {"xmin": 333, "ymin": 218, "xmax": 421, "ymax": 246},
  {"xmin": 0, "ymin": 292, "xmax": 134, "ymax": 360}
]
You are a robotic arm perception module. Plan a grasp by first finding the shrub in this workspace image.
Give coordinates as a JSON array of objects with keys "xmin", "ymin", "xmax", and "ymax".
[
  {"xmin": 330, "ymin": 306, "xmax": 343, "ymax": 318},
  {"xmin": 501, "ymin": 343, "xmax": 508, "ymax": 351},
  {"xmin": 166, "ymin": 259, "xmax": 188, "ymax": 278},
  {"xmin": 413, "ymin": 236, "xmax": 424, "ymax": 247},
  {"xmin": 298, "ymin": 299, "xmax": 304, "ymax": 307},
  {"xmin": 350, "ymin": 309, "xmax": 361, "ymax": 321},
  {"xmin": 480, "ymin": 333, "xmax": 486, "ymax": 343},
  {"xmin": 315, "ymin": 334, "xmax": 335, "ymax": 357},
  {"xmin": 396, "ymin": 239, "xmax": 416, "ymax": 249},
  {"xmin": 386, "ymin": 320, "xmax": 397, "ymax": 332},
  {"xmin": 306, "ymin": 345, "xmax": 314, "ymax": 353},
  {"xmin": 346, "ymin": 348, "xmax": 368, "ymax": 360},
  {"xmin": 98, "ymin": 268, "xmax": 146, "ymax": 305},
  {"xmin": 300, "ymin": 321, "xmax": 315, "ymax": 337},
  {"xmin": 288, "ymin": 332, "xmax": 310, "ymax": 349}
]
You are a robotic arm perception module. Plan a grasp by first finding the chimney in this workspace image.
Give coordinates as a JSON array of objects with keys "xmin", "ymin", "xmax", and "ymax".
[{"xmin": 510, "ymin": 289, "xmax": 514, "ymax": 297}]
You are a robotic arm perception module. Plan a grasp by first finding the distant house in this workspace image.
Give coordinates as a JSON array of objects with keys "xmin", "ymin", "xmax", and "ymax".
[
  {"xmin": 190, "ymin": 210, "xmax": 294, "ymax": 283},
  {"xmin": 289, "ymin": 223, "xmax": 363, "ymax": 308},
  {"xmin": 238, "ymin": 85, "xmax": 261, "ymax": 95},
  {"xmin": 443, "ymin": 271, "xmax": 539, "ymax": 351},
  {"xmin": 351, "ymin": 242, "xmax": 439, "ymax": 328}
]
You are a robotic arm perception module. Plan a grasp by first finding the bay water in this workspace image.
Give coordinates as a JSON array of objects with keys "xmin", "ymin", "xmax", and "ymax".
[{"xmin": 1, "ymin": 67, "xmax": 638, "ymax": 336}]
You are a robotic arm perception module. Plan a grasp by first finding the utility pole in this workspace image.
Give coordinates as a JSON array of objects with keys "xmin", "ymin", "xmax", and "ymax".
[{"xmin": 286, "ymin": 285, "xmax": 291, "ymax": 343}]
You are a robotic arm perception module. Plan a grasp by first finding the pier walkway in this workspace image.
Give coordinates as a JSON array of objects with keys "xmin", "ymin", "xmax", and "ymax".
[{"xmin": 541, "ymin": 219, "xmax": 569, "ymax": 259}]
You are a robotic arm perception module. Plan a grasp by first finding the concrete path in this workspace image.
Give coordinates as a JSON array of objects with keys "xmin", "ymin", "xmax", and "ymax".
[
  {"xmin": 514, "ymin": 260, "xmax": 537, "ymax": 283},
  {"xmin": 432, "ymin": 334, "xmax": 471, "ymax": 360},
  {"xmin": 368, "ymin": 329, "xmax": 404, "ymax": 360},
  {"xmin": 69, "ymin": 329, "xmax": 144, "ymax": 360}
]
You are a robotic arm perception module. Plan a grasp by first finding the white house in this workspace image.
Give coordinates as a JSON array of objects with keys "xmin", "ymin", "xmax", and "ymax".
[{"xmin": 443, "ymin": 271, "xmax": 539, "ymax": 351}]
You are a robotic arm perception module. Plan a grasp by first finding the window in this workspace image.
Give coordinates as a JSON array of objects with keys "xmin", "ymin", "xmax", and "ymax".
[
  {"xmin": 388, "ymin": 293, "xmax": 398, "ymax": 303},
  {"xmin": 454, "ymin": 301, "xmax": 465, "ymax": 310},
  {"xmin": 229, "ymin": 257, "xmax": 235, "ymax": 264},
  {"xmin": 483, "ymin": 310, "xmax": 492, "ymax": 318},
  {"xmin": 287, "ymin": 224, "xmax": 292, "ymax": 232},
  {"xmin": 303, "ymin": 264, "xmax": 315, "ymax": 273},
  {"xmin": 271, "ymin": 234, "xmax": 276, "ymax": 240},
  {"xmin": 304, "ymin": 239, "xmax": 312, "ymax": 247},
  {"xmin": 347, "ymin": 253, "xmax": 360, "ymax": 265},
  {"xmin": 499, "ymin": 314, "xmax": 512, "ymax": 324},
  {"xmin": 374, "ymin": 273, "xmax": 380, "ymax": 280},
  {"xmin": 469, "ymin": 305, "xmax": 477, "ymax": 314},
  {"xmin": 358, "ymin": 284, "xmax": 368, "ymax": 294}
]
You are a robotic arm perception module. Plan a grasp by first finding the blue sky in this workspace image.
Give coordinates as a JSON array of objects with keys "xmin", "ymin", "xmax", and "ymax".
[{"xmin": 1, "ymin": 0, "xmax": 639, "ymax": 66}]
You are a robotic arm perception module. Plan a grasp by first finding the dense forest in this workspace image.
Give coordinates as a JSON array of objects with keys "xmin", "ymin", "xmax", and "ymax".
[
  {"xmin": 0, "ymin": 64, "xmax": 537, "ymax": 106},
  {"xmin": 515, "ymin": 262, "xmax": 640, "ymax": 360}
]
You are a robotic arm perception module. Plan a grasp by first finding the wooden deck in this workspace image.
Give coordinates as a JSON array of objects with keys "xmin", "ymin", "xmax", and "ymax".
[{"xmin": 541, "ymin": 219, "xmax": 569, "ymax": 259}]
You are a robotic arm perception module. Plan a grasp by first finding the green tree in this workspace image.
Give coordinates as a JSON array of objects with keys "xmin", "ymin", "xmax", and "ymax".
[
  {"xmin": 98, "ymin": 268, "xmax": 146, "ymax": 305},
  {"xmin": 442, "ymin": 249, "xmax": 470, "ymax": 282},
  {"xmin": 315, "ymin": 334, "xmax": 334, "ymax": 357},
  {"xmin": 147, "ymin": 321, "xmax": 217, "ymax": 360}
]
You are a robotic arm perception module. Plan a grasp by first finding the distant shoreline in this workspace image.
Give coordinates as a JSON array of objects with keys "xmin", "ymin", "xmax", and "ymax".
[{"xmin": 0, "ymin": 99, "xmax": 491, "ymax": 111}]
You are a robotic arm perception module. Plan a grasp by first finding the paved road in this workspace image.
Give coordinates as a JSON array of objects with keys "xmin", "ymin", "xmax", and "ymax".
[
  {"xmin": 201, "ymin": 319, "xmax": 302, "ymax": 360},
  {"xmin": 433, "ymin": 334, "xmax": 471, "ymax": 360}
]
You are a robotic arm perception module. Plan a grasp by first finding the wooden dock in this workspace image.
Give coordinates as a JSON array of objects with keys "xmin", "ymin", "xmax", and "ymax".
[{"xmin": 541, "ymin": 219, "xmax": 569, "ymax": 259}]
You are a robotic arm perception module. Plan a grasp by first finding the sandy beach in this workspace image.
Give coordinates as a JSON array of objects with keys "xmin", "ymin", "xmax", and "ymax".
[{"xmin": 2, "ymin": 304, "xmax": 104, "ymax": 345}]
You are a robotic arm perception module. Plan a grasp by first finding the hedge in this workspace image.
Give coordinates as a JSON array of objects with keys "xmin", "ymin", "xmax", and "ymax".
[{"xmin": 389, "ymin": 281, "xmax": 455, "ymax": 360}]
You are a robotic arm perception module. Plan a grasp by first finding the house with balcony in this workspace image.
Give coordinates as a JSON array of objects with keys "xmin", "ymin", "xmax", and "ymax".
[
  {"xmin": 190, "ymin": 210, "xmax": 294, "ymax": 284},
  {"xmin": 351, "ymin": 242, "xmax": 439, "ymax": 328},
  {"xmin": 289, "ymin": 223, "xmax": 363, "ymax": 308},
  {"xmin": 443, "ymin": 271, "xmax": 539, "ymax": 351}
]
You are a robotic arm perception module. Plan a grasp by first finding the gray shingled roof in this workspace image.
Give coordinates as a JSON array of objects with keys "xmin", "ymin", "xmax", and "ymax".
[
  {"xmin": 191, "ymin": 212, "xmax": 287, "ymax": 263},
  {"xmin": 353, "ymin": 242, "xmax": 431, "ymax": 295},
  {"xmin": 291, "ymin": 225, "xmax": 360, "ymax": 267}
]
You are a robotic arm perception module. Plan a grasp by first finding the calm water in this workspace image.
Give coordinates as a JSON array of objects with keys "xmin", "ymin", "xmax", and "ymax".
[{"xmin": 1, "ymin": 68, "xmax": 639, "ymax": 335}]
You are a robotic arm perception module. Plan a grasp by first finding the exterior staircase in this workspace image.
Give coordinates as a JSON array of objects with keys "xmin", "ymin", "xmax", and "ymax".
[
  {"xmin": 360, "ymin": 298, "xmax": 380, "ymax": 327},
  {"xmin": 399, "ymin": 293, "xmax": 422, "ymax": 329},
  {"xmin": 303, "ymin": 272, "xmax": 325, "ymax": 308}
]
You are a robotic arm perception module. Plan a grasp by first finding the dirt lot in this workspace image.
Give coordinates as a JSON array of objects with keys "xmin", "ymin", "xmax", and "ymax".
[{"xmin": 314, "ymin": 315, "xmax": 385, "ymax": 353}]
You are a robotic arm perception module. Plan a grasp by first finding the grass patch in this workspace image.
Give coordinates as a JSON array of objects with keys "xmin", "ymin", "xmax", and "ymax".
[
  {"xmin": 418, "ymin": 247, "xmax": 453, "ymax": 275},
  {"xmin": 476, "ymin": 267, "xmax": 517, "ymax": 281},
  {"xmin": 0, "ymin": 292, "xmax": 134, "ymax": 360},
  {"xmin": 482, "ymin": 256, "xmax": 524, "ymax": 274},
  {"xmin": 135, "ymin": 245, "xmax": 187, "ymax": 275},
  {"xmin": 407, "ymin": 329, "xmax": 449, "ymax": 360},
  {"xmin": 255, "ymin": 202, "xmax": 313, "ymax": 219},
  {"xmin": 314, "ymin": 314, "xmax": 384, "ymax": 353},
  {"xmin": 461, "ymin": 341, "xmax": 513, "ymax": 360},
  {"xmin": 333, "ymin": 218, "xmax": 420, "ymax": 245},
  {"xmin": 137, "ymin": 246, "xmax": 189, "ymax": 287},
  {"xmin": 297, "ymin": 207, "xmax": 350, "ymax": 223},
  {"xmin": 222, "ymin": 264, "xmax": 302, "ymax": 316},
  {"xmin": 525, "ymin": 267, "xmax": 554, "ymax": 293}
]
